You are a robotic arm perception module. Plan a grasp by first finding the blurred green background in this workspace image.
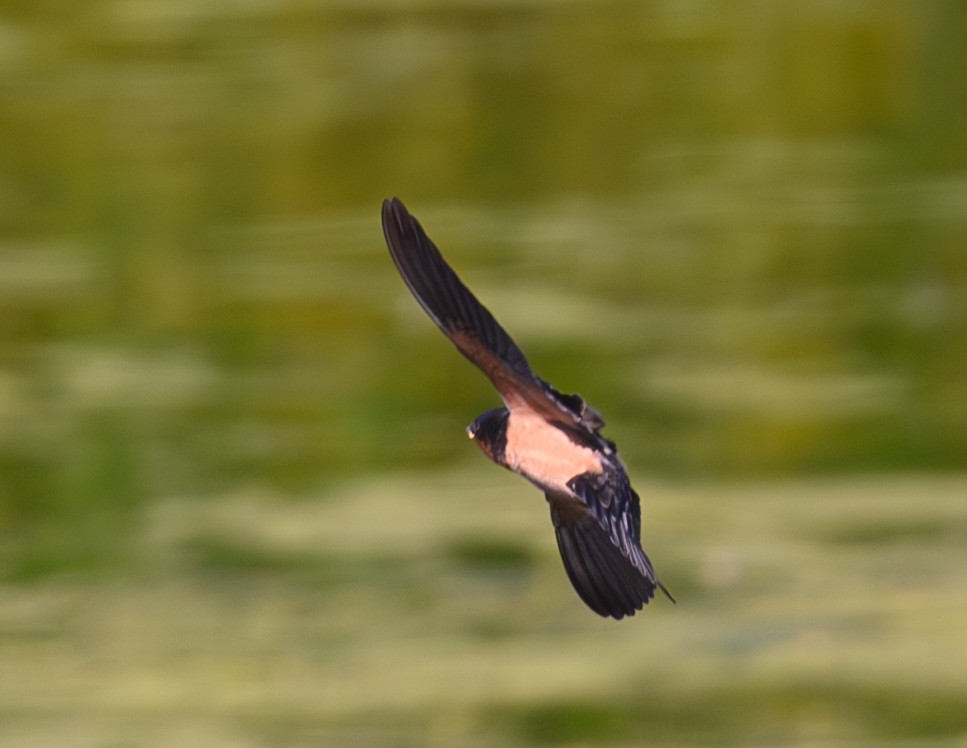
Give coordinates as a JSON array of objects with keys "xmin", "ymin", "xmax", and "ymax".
[{"xmin": 2, "ymin": 1, "xmax": 966, "ymax": 746}]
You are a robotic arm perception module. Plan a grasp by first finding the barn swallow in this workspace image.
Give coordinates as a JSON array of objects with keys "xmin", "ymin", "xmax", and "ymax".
[{"xmin": 382, "ymin": 198, "xmax": 672, "ymax": 619}]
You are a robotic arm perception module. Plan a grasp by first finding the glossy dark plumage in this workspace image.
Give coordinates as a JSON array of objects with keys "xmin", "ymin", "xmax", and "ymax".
[{"xmin": 382, "ymin": 197, "xmax": 672, "ymax": 618}]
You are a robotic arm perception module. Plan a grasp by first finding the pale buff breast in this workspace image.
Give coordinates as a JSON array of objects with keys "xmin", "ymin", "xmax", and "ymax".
[{"xmin": 502, "ymin": 410, "xmax": 602, "ymax": 493}]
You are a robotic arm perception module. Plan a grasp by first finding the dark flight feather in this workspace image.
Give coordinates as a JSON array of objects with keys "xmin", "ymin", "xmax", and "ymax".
[
  {"xmin": 382, "ymin": 198, "xmax": 604, "ymax": 433},
  {"xmin": 548, "ymin": 472, "xmax": 667, "ymax": 619},
  {"xmin": 550, "ymin": 503, "xmax": 651, "ymax": 618},
  {"xmin": 382, "ymin": 197, "xmax": 532, "ymax": 380}
]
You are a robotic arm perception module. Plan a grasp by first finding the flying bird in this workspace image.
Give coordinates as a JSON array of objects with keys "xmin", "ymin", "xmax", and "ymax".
[{"xmin": 381, "ymin": 198, "xmax": 672, "ymax": 619}]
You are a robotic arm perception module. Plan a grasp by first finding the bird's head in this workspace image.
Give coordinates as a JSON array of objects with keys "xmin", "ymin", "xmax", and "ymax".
[{"xmin": 467, "ymin": 407, "xmax": 509, "ymax": 463}]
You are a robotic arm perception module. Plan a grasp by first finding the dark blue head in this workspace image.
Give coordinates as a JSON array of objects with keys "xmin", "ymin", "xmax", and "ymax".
[{"xmin": 467, "ymin": 407, "xmax": 509, "ymax": 464}]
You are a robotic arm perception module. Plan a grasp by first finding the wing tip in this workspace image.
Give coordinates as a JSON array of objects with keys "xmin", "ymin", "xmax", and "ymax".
[{"xmin": 381, "ymin": 196, "xmax": 405, "ymax": 236}]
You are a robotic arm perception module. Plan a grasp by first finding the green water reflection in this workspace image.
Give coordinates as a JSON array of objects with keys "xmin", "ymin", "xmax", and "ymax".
[{"xmin": 1, "ymin": 2, "xmax": 966, "ymax": 746}]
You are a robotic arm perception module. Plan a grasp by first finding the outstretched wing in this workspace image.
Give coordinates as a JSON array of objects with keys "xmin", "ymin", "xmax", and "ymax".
[
  {"xmin": 547, "ymin": 471, "xmax": 672, "ymax": 619},
  {"xmin": 382, "ymin": 198, "xmax": 603, "ymax": 431}
]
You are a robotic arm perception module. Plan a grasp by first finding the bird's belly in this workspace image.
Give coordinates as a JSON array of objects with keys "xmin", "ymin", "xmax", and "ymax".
[{"xmin": 502, "ymin": 412, "xmax": 602, "ymax": 493}]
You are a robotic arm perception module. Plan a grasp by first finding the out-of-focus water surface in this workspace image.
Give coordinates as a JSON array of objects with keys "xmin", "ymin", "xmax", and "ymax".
[{"xmin": 2, "ymin": 2, "xmax": 966, "ymax": 746}]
